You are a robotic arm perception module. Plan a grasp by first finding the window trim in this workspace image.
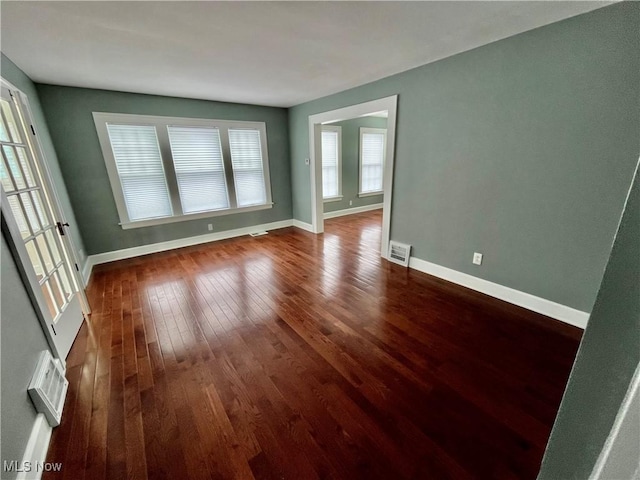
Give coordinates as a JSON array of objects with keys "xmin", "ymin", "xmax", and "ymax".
[
  {"xmin": 93, "ymin": 112, "xmax": 273, "ymax": 229},
  {"xmin": 358, "ymin": 127, "xmax": 386, "ymax": 197},
  {"xmin": 321, "ymin": 125, "xmax": 342, "ymax": 202}
]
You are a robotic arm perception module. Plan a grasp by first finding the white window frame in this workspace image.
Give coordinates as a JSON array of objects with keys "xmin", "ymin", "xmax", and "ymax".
[
  {"xmin": 358, "ymin": 127, "xmax": 387, "ymax": 197},
  {"xmin": 93, "ymin": 112, "xmax": 273, "ymax": 229},
  {"xmin": 321, "ymin": 125, "xmax": 342, "ymax": 202}
]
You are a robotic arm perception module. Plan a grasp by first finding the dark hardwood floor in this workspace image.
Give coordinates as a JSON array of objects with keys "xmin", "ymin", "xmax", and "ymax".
[{"xmin": 44, "ymin": 210, "xmax": 581, "ymax": 480}]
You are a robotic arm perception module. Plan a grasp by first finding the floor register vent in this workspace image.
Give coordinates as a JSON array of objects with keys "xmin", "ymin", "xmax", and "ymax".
[
  {"xmin": 388, "ymin": 241, "xmax": 411, "ymax": 267},
  {"xmin": 28, "ymin": 350, "xmax": 68, "ymax": 427}
]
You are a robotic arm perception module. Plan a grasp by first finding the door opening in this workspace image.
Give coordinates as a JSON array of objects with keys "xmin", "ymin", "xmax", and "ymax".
[{"xmin": 307, "ymin": 95, "xmax": 398, "ymax": 259}]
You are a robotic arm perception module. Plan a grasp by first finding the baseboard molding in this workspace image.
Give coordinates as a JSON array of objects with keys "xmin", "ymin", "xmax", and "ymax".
[
  {"xmin": 292, "ymin": 219, "xmax": 314, "ymax": 233},
  {"xmin": 15, "ymin": 413, "xmax": 53, "ymax": 480},
  {"xmin": 82, "ymin": 219, "xmax": 294, "ymax": 281},
  {"xmin": 408, "ymin": 256, "xmax": 590, "ymax": 329},
  {"xmin": 79, "ymin": 220, "xmax": 589, "ymax": 330},
  {"xmin": 80, "ymin": 212, "xmax": 374, "ymax": 281},
  {"xmin": 323, "ymin": 203, "xmax": 383, "ymax": 220}
]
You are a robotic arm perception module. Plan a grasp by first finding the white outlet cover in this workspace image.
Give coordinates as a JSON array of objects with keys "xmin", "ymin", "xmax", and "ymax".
[{"xmin": 473, "ymin": 252, "xmax": 483, "ymax": 265}]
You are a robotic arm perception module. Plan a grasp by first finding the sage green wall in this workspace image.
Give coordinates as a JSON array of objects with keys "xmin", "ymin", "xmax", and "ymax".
[
  {"xmin": 1, "ymin": 231, "xmax": 53, "ymax": 480},
  {"xmin": 1, "ymin": 54, "xmax": 86, "ymax": 267},
  {"xmin": 289, "ymin": 2, "xmax": 640, "ymax": 312},
  {"xmin": 538, "ymin": 163, "xmax": 639, "ymax": 479},
  {"xmin": 324, "ymin": 117, "xmax": 386, "ymax": 213},
  {"xmin": 36, "ymin": 85, "xmax": 292, "ymax": 255}
]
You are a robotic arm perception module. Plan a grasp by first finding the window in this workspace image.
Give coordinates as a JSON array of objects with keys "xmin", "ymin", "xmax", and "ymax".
[
  {"xmin": 229, "ymin": 129, "xmax": 267, "ymax": 207},
  {"xmin": 359, "ymin": 127, "xmax": 386, "ymax": 196},
  {"xmin": 168, "ymin": 126, "xmax": 229, "ymax": 214},
  {"xmin": 106, "ymin": 124, "xmax": 173, "ymax": 221},
  {"xmin": 321, "ymin": 126, "xmax": 342, "ymax": 201},
  {"xmin": 93, "ymin": 113, "xmax": 272, "ymax": 228}
]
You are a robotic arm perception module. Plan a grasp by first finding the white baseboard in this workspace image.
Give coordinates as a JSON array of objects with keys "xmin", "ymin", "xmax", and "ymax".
[
  {"xmin": 78, "ymin": 218, "xmax": 589, "ymax": 330},
  {"xmin": 80, "ymin": 211, "xmax": 377, "ymax": 283},
  {"xmin": 292, "ymin": 219, "xmax": 314, "ymax": 233},
  {"xmin": 408, "ymin": 256, "xmax": 590, "ymax": 329},
  {"xmin": 15, "ymin": 413, "xmax": 53, "ymax": 480},
  {"xmin": 323, "ymin": 203, "xmax": 383, "ymax": 219},
  {"xmin": 82, "ymin": 219, "xmax": 294, "ymax": 282}
]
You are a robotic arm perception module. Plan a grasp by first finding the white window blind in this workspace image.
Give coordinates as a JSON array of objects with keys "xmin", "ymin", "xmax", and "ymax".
[
  {"xmin": 228, "ymin": 129, "xmax": 267, "ymax": 207},
  {"xmin": 321, "ymin": 129, "xmax": 340, "ymax": 199},
  {"xmin": 95, "ymin": 113, "xmax": 273, "ymax": 229},
  {"xmin": 167, "ymin": 126, "xmax": 229, "ymax": 213},
  {"xmin": 106, "ymin": 124, "xmax": 173, "ymax": 221},
  {"xmin": 360, "ymin": 129, "xmax": 386, "ymax": 194}
]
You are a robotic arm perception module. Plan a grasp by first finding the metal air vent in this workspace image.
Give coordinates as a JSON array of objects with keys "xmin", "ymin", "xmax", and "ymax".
[
  {"xmin": 28, "ymin": 351, "xmax": 68, "ymax": 427},
  {"xmin": 388, "ymin": 241, "xmax": 411, "ymax": 267}
]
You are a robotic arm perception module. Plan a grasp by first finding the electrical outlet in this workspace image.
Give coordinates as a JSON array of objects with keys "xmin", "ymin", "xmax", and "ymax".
[
  {"xmin": 207, "ymin": 224, "xmax": 213, "ymax": 231},
  {"xmin": 473, "ymin": 252, "xmax": 483, "ymax": 265},
  {"xmin": 349, "ymin": 200, "xmax": 353, "ymax": 206}
]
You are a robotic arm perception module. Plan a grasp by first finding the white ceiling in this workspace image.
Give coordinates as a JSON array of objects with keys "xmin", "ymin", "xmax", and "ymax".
[{"xmin": 1, "ymin": 1, "xmax": 612, "ymax": 108}]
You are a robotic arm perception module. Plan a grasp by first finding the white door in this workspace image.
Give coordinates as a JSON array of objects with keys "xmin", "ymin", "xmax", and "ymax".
[{"xmin": 0, "ymin": 82, "xmax": 87, "ymax": 360}]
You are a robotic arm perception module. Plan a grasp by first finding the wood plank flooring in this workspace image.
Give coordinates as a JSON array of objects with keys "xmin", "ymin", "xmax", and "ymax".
[{"xmin": 44, "ymin": 210, "xmax": 581, "ymax": 479}]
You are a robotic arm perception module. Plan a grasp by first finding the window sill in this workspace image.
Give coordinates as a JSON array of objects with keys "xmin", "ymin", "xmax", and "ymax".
[
  {"xmin": 358, "ymin": 191, "xmax": 383, "ymax": 198},
  {"xmin": 323, "ymin": 196, "xmax": 343, "ymax": 203},
  {"xmin": 120, "ymin": 203, "xmax": 274, "ymax": 229}
]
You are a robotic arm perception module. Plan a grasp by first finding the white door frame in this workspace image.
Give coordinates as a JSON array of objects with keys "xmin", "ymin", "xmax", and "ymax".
[{"xmin": 308, "ymin": 95, "xmax": 398, "ymax": 259}]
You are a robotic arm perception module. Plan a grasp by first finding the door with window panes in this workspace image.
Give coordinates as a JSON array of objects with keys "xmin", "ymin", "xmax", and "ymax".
[{"xmin": 0, "ymin": 83, "xmax": 86, "ymax": 359}]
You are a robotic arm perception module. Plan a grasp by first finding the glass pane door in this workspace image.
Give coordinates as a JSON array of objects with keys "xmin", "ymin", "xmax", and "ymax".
[{"xmin": 0, "ymin": 89, "xmax": 77, "ymax": 324}]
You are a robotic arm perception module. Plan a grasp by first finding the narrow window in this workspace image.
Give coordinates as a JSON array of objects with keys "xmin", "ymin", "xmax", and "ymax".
[
  {"xmin": 321, "ymin": 126, "xmax": 342, "ymax": 200},
  {"xmin": 359, "ymin": 128, "xmax": 386, "ymax": 196},
  {"xmin": 228, "ymin": 129, "xmax": 267, "ymax": 207}
]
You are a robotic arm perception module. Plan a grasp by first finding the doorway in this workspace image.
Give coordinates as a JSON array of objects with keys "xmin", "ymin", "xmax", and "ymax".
[
  {"xmin": 307, "ymin": 95, "xmax": 397, "ymax": 259},
  {"xmin": 0, "ymin": 79, "xmax": 89, "ymax": 360}
]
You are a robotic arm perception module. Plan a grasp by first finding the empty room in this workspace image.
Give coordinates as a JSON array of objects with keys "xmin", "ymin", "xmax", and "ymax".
[{"xmin": 1, "ymin": 2, "xmax": 638, "ymax": 479}]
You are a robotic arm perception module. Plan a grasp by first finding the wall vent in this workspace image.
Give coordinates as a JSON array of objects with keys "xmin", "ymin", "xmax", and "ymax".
[
  {"xmin": 249, "ymin": 231, "xmax": 268, "ymax": 237},
  {"xmin": 28, "ymin": 351, "xmax": 68, "ymax": 427},
  {"xmin": 388, "ymin": 241, "xmax": 411, "ymax": 267}
]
